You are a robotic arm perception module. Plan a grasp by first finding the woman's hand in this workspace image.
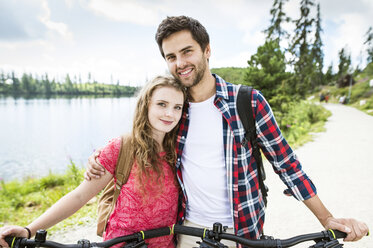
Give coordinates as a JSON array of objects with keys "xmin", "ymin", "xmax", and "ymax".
[{"xmin": 0, "ymin": 225, "xmax": 29, "ymax": 247}]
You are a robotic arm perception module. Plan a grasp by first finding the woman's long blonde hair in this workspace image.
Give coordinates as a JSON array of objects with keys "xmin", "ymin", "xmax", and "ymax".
[{"xmin": 121, "ymin": 75, "xmax": 186, "ymax": 197}]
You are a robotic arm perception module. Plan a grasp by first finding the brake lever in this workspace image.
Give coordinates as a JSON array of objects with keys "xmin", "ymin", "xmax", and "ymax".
[
  {"xmin": 309, "ymin": 239, "xmax": 344, "ymax": 248},
  {"xmin": 195, "ymin": 237, "xmax": 228, "ymax": 248},
  {"xmin": 122, "ymin": 240, "xmax": 148, "ymax": 248}
]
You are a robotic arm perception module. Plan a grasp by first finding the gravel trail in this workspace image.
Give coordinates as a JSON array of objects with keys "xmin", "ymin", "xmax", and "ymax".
[{"xmin": 264, "ymin": 103, "xmax": 373, "ymax": 247}]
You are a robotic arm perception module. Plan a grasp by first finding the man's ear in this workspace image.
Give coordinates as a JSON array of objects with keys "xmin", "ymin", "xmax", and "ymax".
[{"xmin": 205, "ymin": 44, "xmax": 211, "ymax": 58}]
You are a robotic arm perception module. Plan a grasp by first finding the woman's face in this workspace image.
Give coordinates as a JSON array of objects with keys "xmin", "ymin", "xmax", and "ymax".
[{"xmin": 147, "ymin": 86, "xmax": 184, "ymax": 140}]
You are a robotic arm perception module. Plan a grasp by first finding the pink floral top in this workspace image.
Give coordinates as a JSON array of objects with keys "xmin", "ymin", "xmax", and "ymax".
[{"xmin": 98, "ymin": 137, "xmax": 179, "ymax": 248}]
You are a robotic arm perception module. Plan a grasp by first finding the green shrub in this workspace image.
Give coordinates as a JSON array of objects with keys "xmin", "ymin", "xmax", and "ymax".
[{"xmin": 277, "ymin": 101, "xmax": 331, "ymax": 147}]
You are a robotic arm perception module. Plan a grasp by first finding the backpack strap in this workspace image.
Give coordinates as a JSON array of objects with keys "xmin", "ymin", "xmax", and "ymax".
[
  {"xmin": 112, "ymin": 134, "xmax": 133, "ymax": 203},
  {"xmin": 237, "ymin": 85, "xmax": 268, "ymax": 207}
]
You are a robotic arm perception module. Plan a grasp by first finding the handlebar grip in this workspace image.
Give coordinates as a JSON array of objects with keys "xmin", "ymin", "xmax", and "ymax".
[
  {"xmin": 329, "ymin": 229, "xmax": 347, "ymax": 239},
  {"xmin": 173, "ymin": 225, "xmax": 205, "ymax": 237},
  {"xmin": 142, "ymin": 227, "xmax": 171, "ymax": 239},
  {"xmin": 5, "ymin": 237, "xmax": 22, "ymax": 248}
]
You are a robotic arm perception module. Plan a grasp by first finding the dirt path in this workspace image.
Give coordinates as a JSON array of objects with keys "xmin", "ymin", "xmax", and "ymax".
[
  {"xmin": 49, "ymin": 103, "xmax": 372, "ymax": 247},
  {"xmin": 264, "ymin": 103, "xmax": 373, "ymax": 247},
  {"xmin": 49, "ymin": 221, "xmax": 100, "ymax": 243}
]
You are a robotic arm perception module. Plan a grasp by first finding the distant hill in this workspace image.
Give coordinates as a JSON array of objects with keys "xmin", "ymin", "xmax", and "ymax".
[
  {"xmin": 211, "ymin": 67, "xmax": 246, "ymax": 85},
  {"xmin": 315, "ymin": 62, "xmax": 373, "ymax": 115}
]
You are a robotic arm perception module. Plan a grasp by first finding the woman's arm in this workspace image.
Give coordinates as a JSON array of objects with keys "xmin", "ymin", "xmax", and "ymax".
[
  {"xmin": 27, "ymin": 172, "xmax": 113, "ymax": 236},
  {"xmin": 0, "ymin": 171, "xmax": 113, "ymax": 243}
]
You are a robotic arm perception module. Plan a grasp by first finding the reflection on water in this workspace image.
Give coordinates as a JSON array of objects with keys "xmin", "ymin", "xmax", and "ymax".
[{"xmin": 0, "ymin": 96, "xmax": 137, "ymax": 181}]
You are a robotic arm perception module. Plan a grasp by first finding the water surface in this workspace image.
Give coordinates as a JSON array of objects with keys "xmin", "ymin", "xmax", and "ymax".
[{"xmin": 0, "ymin": 96, "xmax": 137, "ymax": 181}]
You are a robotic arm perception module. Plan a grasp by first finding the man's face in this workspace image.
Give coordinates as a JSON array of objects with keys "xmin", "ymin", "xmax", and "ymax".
[{"xmin": 161, "ymin": 30, "xmax": 210, "ymax": 88}]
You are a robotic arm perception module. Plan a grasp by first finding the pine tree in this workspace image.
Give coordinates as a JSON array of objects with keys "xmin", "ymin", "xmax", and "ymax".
[
  {"xmin": 11, "ymin": 71, "xmax": 21, "ymax": 93},
  {"xmin": 245, "ymin": 39, "xmax": 292, "ymax": 102},
  {"xmin": 0, "ymin": 70, "xmax": 5, "ymax": 84},
  {"xmin": 324, "ymin": 63, "xmax": 334, "ymax": 84},
  {"xmin": 289, "ymin": 0, "xmax": 315, "ymax": 96},
  {"xmin": 43, "ymin": 73, "xmax": 51, "ymax": 95},
  {"xmin": 21, "ymin": 73, "xmax": 31, "ymax": 94},
  {"xmin": 264, "ymin": 0, "xmax": 290, "ymax": 41},
  {"xmin": 0, "ymin": 70, "xmax": 6, "ymax": 92},
  {"xmin": 311, "ymin": 3, "xmax": 324, "ymax": 86},
  {"xmin": 64, "ymin": 74, "xmax": 74, "ymax": 94},
  {"xmin": 337, "ymin": 47, "xmax": 351, "ymax": 79},
  {"xmin": 364, "ymin": 26, "xmax": 373, "ymax": 64}
]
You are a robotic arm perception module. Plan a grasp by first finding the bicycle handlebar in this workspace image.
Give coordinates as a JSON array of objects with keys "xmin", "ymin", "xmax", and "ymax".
[
  {"xmin": 173, "ymin": 224, "xmax": 347, "ymax": 247},
  {"xmin": 4, "ymin": 224, "xmax": 348, "ymax": 248}
]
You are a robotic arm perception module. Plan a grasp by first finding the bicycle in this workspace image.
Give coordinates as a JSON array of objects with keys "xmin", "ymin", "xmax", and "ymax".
[{"xmin": 4, "ymin": 222, "xmax": 352, "ymax": 248}]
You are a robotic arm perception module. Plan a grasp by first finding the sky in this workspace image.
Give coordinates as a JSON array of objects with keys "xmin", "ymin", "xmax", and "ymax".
[{"xmin": 0, "ymin": 0, "xmax": 372, "ymax": 87}]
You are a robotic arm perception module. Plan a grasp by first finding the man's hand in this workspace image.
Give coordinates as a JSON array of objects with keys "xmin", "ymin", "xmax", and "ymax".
[
  {"xmin": 303, "ymin": 195, "xmax": 369, "ymax": 242},
  {"xmin": 324, "ymin": 216, "xmax": 369, "ymax": 241},
  {"xmin": 84, "ymin": 148, "xmax": 105, "ymax": 180}
]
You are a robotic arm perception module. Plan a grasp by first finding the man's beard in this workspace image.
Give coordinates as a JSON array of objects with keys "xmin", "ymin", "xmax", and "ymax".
[{"xmin": 175, "ymin": 56, "xmax": 207, "ymax": 88}]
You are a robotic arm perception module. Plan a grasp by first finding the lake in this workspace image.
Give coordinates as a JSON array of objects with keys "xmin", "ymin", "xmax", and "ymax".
[{"xmin": 0, "ymin": 96, "xmax": 137, "ymax": 182}]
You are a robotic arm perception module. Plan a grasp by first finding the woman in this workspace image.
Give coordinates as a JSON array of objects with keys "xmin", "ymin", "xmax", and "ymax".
[{"xmin": 0, "ymin": 75, "xmax": 186, "ymax": 248}]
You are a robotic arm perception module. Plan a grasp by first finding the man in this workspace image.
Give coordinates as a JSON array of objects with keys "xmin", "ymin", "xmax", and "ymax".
[{"xmin": 86, "ymin": 16, "xmax": 368, "ymax": 248}]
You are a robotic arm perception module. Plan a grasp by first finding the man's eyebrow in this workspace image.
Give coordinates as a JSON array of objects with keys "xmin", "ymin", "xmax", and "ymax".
[
  {"xmin": 179, "ymin": 45, "xmax": 193, "ymax": 53},
  {"xmin": 165, "ymin": 45, "xmax": 193, "ymax": 58}
]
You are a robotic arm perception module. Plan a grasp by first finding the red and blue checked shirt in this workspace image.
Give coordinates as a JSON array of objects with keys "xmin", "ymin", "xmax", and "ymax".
[{"xmin": 175, "ymin": 74, "xmax": 317, "ymax": 241}]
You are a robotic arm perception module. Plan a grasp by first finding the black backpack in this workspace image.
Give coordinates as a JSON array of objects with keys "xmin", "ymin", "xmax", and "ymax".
[{"xmin": 237, "ymin": 85, "xmax": 269, "ymax": 206}]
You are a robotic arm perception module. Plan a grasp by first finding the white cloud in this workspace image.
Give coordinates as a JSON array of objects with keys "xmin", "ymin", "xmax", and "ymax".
[
  {"xmin": 242, "ymin": 30, "xmax": 266, "ymax": 51},
  {"xmin": 2, "ymin": 0, "xmax": 373, "ymax": 87},
  {"xmin": 330, "ymin": 13, "xmax": 367, "ymax": 57},
  {"xmin": 64, "ymin": 0, "xmax": 75, "ymax": 8},
  {"xmin": 0, "ymin": 39, "xmax": 52, "ymax": 51},
  {"xmin": 212, "ymin": 50, "xmax": 251, "ymax": 68},
  {"xmin": 39, "ymin": 0, "xmax": 73, "ymax": 41},
  {"xmin": 87, "ymin": 0, "xmax": 160, "ymax": 26},
  {"xmin": 211, "ymin": 0, "xmax": 271, "ymax": 37},
  {"xmin": 321, "ymin": 4, "xmax": 372, "ymax": 70}
]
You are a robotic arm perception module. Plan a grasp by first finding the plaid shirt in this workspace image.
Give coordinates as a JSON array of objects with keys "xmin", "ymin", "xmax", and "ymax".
[{"xmin": 175, "ymin": 74, "xmax": 317, "ymax": 241}]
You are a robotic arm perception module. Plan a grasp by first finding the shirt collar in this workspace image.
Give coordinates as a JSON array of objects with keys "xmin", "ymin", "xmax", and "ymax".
[{"xmin": 213, "ymin": 73, "xmax": 230, "ymax": 101}]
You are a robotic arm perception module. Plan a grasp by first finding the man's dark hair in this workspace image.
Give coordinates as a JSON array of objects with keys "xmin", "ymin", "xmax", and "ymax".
[{"xmin": 155, "ymin": 16, "xmax": 210, "ymax": 58}]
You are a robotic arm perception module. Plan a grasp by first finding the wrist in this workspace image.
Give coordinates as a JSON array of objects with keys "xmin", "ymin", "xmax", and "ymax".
[
  {"xmin": 320, "ymin": 214, "xmax": 334, "ymax": 227},
  {"xmin": 24, "ymin": 227, "xmax": 31, "ymax": 238}
]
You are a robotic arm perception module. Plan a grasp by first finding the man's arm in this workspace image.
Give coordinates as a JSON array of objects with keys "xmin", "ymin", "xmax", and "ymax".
[
  {"xmin": 84, "ymin": 149, "xmax": 106, "ymax": 180},
  {"xmin": 303, "ymin": 195, "xmax": 369, "ymax": 241},
  {"xmin": 252, "ymin": 90, "xmax": 369, "ymax": 242}
]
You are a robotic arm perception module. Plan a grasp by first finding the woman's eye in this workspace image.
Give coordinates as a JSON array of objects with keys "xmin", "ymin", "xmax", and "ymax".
[
  {"xmin": 158, "ymin": 102, "xmax": 166, "ymax": 107},
  {"xmin": 175, "ymin": 106, "xmax": 182, "ymax": 110}
]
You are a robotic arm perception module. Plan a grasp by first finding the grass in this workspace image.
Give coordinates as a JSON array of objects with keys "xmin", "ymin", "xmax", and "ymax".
[{"xmin": 0, "ymin": 161, "xmax": 98, "ymax": 234}]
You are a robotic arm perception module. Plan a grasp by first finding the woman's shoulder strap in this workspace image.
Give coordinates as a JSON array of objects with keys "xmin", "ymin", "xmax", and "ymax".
[{"xmin": 115, "ymin": 134, "xmax": 133, "ymax": 188}]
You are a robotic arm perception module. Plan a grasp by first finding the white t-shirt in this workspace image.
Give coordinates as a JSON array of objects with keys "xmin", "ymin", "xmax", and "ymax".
[{"xmin": 181, "ymin": 94, "xmax": 233, "ymax": 227}]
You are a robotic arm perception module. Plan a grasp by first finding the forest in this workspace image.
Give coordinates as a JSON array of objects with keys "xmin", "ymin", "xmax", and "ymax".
[
  {"xmin": 0, "ymin": 72, "xmax": 139, "ymax": 97},
  {"xmin": 213, "ymin": 0, "xmax": 373, "ymax": 114}
]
